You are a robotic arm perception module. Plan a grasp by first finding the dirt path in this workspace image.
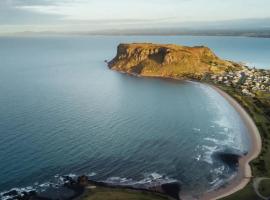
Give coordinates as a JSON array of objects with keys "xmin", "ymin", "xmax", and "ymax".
[{"xmin": 253, "ymin": 177, "xmax": 270, "ymax": 200}]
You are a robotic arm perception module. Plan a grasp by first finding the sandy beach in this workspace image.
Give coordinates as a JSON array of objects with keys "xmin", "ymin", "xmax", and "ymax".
[{"xmin": 196, "ymin": 84, "xmax": 262, "ymax": 200}]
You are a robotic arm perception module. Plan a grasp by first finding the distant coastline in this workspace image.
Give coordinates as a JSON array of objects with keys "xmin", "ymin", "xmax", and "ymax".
[{"xmin": 1, "ymin": 30, "xmax": 270, "ymax": 38}]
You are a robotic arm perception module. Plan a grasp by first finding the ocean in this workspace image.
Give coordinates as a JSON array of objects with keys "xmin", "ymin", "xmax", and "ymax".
[{"xmin": 1, "ymin": 35, "xmax": 269, "ymax": 198}]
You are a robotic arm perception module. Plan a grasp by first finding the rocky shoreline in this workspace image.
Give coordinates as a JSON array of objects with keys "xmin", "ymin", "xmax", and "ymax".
[{"xmin": 1, "ymin": 175, "xmax": 181, "ymax": 200}]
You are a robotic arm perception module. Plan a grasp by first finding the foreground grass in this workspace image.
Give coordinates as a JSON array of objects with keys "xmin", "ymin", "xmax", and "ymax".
[
  {"xmin": 78, "ymin": 186, "xmax": 170, "ymax": 200},
  {"xmin": 221, "ymin": 183, "xmax": 258, "ymax": 200},
  {"xmin": 217, "ymin": 85, "xmax": 270, "ymax": 200},
  {"xmin": 259, "ymin": 179, "xmax": 270, "ymax": 197}
]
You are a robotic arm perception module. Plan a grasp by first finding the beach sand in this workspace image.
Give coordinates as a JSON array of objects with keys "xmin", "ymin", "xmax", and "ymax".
[{"xmin": 195, "ymin": 84, "xmax": 262, "ymax": 200}]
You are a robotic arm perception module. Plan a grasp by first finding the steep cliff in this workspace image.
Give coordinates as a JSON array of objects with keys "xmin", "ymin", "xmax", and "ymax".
[{"xmin": 108, "ymin": 43, "xmax": 241, "ymax": 79}]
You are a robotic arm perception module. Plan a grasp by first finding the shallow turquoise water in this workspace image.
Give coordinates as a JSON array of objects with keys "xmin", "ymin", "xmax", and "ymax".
[{"xmin": 1, "ymin": 35, "xmax": 268, "ymax": 197}]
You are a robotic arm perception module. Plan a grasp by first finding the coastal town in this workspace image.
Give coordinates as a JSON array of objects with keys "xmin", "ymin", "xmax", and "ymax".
[{"xmin": 210, "ymin": 66, "xmax": 270, "ymax": 97}]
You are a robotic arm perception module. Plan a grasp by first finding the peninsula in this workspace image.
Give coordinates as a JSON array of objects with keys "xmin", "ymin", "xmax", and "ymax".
[
  {"xmin": 108, "ymin": 43, "xmax": 242, "ymax": 79},
  {"xmin": 108, "ymin": 43, "xmax": 270, "ymax": 200}
]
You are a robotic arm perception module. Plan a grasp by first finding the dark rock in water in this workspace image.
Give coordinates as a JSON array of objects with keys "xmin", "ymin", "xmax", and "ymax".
[
  {"xmin": 63, "ymin": 175, "xmax": 76, "ymax": 184},
  {"xmin": 35, "ymin": 175, "xmax": 86, "ymax": 200},
  {"xmin": 77, "ymin": 175, "xmax": 89, "ymax": 187},
  {"xmin": 2, "ymin": 190, "xmax": 37, "ymax": 200},
  {"xmin": 213, "ymin": 151, "xmax": 242, "ymax": 168},
  {"xmin": 28, "ymin": 191, "xmax": 37, "ymax": 196},
  {"xmin": 62, "ymin": 175, "xmax": 77, "ymax": 187},
  {"xmin": 13, "ymin": 194, "xmax": 30, "ymax": 200},
  {"xmin": 161, "ymin": 182, "xmax": 181, "ymax": 200},
  {"xmin": 3, "ymin": 190, "xmax": 18, "ymax": 196},
  {"xmin": 17, "ymin": 191, "xmax": 37, "ymax": 200},
  {"xmin": 2, "ymin": 175, "xmax": 88, "ymax": 200}
]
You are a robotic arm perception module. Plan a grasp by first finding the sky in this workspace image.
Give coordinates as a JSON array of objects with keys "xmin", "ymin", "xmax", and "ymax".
[{"xmin": 0, "ymin": 0, "xmax": 270, "ymax": 33}]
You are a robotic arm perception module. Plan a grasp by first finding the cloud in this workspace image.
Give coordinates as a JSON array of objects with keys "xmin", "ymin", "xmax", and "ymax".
[
  {"xmin": 12, "ymin": 0, "xmax": 270, "ymax": 22},
  {"xmin": 6, "ymin": 0, "xmax": 69, "ymax": 6},
  {"xmin": 0, "ymin": 0, "xmax": 65, "ymax": 25},
  {"xmin": 1, "ymin": 0, "xmax": 270, "ymax": 33},
  {"xmin": 15, "ymin": 0, "xmax": 169, "ymax": 20}
]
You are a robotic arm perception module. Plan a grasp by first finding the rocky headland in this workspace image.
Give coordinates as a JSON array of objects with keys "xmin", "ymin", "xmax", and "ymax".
[{"xmin": 108, "ymin": 43, "xmax": 242, "ymax": 79}]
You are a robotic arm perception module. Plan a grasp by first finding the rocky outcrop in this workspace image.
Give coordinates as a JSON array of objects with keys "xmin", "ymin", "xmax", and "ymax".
[
  {"xmin": 77, "ymin": 175, "xmax": 89, "ymax": 187},
  {"xmin": 108, "ymin": 43, "xmax": 242, "ymax": 79}
]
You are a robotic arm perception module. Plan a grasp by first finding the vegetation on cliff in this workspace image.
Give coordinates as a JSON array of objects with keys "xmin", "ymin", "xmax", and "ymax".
[{"xmin": 108, "ymin": 43, "xmax": 241, "ymax": 79}]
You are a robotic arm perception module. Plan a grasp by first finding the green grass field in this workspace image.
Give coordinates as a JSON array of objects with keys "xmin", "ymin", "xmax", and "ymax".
[
  {"xmin": 259, "ymin": 179, "xmax": 270, "ymax": 197},
  {"xmin": 79, "ymin": 186, "xmax": 170, "ymax": 200}
]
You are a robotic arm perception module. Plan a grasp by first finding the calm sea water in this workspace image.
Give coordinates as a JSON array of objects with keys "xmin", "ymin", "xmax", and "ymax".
[{"xmin": 0, "ymin": 35, "xmax": 269, "ymax": 197}]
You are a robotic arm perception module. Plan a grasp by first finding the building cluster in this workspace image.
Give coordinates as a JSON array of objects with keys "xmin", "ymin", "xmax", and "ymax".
[{"xmin": 210, "ymin": 67, "xmax": 270, "ymax": 97}]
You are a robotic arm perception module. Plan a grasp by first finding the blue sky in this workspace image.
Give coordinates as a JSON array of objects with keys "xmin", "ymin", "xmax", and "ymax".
[{"xmin": 1, "ymin": 0, "xmax": 270, "ymax": 33}]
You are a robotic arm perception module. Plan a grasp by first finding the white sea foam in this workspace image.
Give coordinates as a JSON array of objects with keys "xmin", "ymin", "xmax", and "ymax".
[
  {"xmin": 104, "ymin": 172, "xmax": 177, "ymax": 188},
  {"xmin": 208, "ymin": 169, "xmax": 237, "ymax": 192},
  {"xmin": 204, "ymin": 137, "xmax": 219, "ymax": 143},
  {"xmin": 39, "ymin": 182, "xmax": 51, "ymax": 188},
  {"xmin": 200, "ymin": 145, "xmax": 219, "ymax": 164},
  {"xmin": 0, "ymin": 186, "xmax": 36, "ymax": 200},
  {"xmin": 196, "ymin": 83, "xmax": 248, "ymax": 156},
  {"xmin": 149, "ymin": 172, "xmax": 163, "ymax": 179},
  {"xmin": 106, "ymin": 177, "xmax": 133, "ymax": 184},
  {"xmin": 88, "ymin": 172, "xmax": 97, "ymax": 177},
  {"xmin": 210, "ymin": 166, "xmax": 225, "ymax": 176},
  {"xmin": 0, "ymin": 172, "xmax": 96, "ymax": 199},
  {"xmin": 1, "ymin": 172, "xmax": 147, "ymax": 199},
  {"xmin": 209, "ymin": 178, "xmax": 225, "ymax": 189},
  {"xmin": 202, "ymin": 145, "xmax": 218, "ymax": 152},
  {"xmin": 194, "ymin": 154, "xmax": 202, "ymax": 161},
  {"xmin": 66, "ymin": 173, "xmax": 77, "ymax": 178},
  {"xmin": 207, "ymin": 119, "xmax": 247, "ymax": 153}
]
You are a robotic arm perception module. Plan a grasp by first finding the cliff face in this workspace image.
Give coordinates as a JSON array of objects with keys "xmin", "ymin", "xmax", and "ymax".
[{"xmin": 108, "ymin": 43, "xmax": 241, "ymax": 79}]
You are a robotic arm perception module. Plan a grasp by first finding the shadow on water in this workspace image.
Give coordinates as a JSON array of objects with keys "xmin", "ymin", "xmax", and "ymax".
[{"xmin": 212, "ymin": 149, "xmax": 247, "ymax": 169}]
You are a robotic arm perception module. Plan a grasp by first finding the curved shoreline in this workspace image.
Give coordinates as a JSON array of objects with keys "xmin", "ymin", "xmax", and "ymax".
[
  {"xmin": 111, "ymin": 70, "xmax": 263, "ymax": 199},
  {"xmin": 198, "ymin": 84, "xmax": 262, "ymax": 200}
]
